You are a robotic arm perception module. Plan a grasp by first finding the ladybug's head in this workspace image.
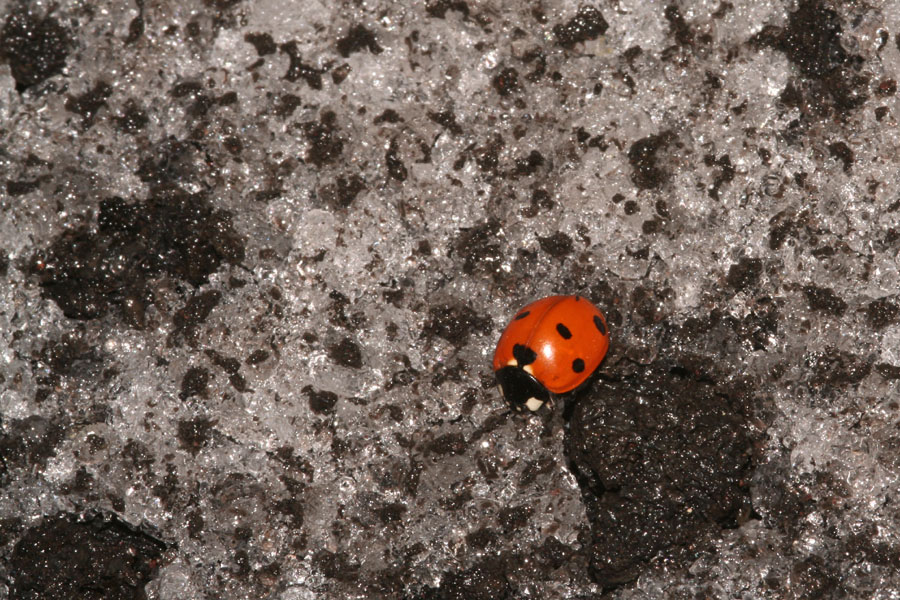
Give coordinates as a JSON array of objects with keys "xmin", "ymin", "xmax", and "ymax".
[{"xmin": 494, "ymin": 366, "xmax": 551, "ymax": 412}]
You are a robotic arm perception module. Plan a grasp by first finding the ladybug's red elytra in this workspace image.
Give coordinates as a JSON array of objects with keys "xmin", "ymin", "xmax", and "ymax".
[{"xmin": 492, "ymin": 295, "xmax": 610, "ymax": 412}]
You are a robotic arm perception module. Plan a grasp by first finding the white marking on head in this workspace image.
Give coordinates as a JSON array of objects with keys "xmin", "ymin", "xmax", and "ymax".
[
  {"xmin": 506, "ymin": 358, "xmax": 518, "ymax": 367},
  {"xmin": 522, "ymin": 364, "xmax": 534, "ymax": 375},
  {"xmin": 525, "ymin": 397, "xmax": 544, "ymax": 411}
]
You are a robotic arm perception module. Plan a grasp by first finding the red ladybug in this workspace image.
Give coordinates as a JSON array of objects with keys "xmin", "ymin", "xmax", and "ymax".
[{"xmin": 493, "ymin": 295, "xmax": 610, "ymax": 411}]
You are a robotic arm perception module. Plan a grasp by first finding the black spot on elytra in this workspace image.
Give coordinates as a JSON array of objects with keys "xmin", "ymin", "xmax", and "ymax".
[
  {"xmin": 513, "ymin": 344, "xmax": 537, "ymax": 366},
  {"xmin": 557, "ymin": 323, "xmax": 572, "ymax": 339},
  {"xmin": 593, "ymin": 315, "xmax": 608, "ymax": 336},
  {"xmin": 514, "ymin": 311, "xmax": 530, "ymax": 320},
  {"xmin": 572, "ymin": 358, "xmax": 585, "ymax": 373}
]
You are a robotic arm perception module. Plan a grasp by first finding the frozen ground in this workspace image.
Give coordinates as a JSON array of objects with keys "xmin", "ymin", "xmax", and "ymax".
[{"xmin": 1, "ymin": 0, "xmax": 900, "ymax": 598}]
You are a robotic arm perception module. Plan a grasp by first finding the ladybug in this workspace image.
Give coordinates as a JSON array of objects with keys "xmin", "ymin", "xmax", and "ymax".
[{"xmin": 492, "ymin": 295, "xmax": 610, "ymax": 412}]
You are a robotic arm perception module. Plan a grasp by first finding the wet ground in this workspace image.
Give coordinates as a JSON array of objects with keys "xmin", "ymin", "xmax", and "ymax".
[{"xmin": 2, "ymin": 0, "xmax": 900, "ymax": 598}]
